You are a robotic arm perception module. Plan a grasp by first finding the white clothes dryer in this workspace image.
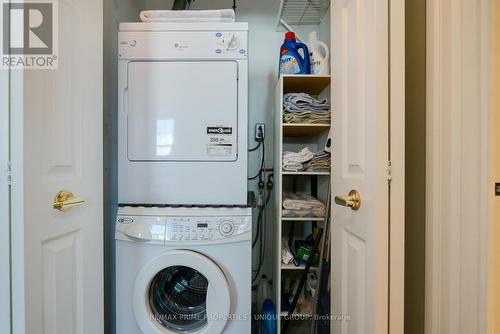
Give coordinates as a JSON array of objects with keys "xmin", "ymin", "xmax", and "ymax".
[
  {"xmin": 118, "ymin": 23, "xmax": 249, "ymax": 206},
  {"xmin": 115, "ymin": 206, "xmax": 252, "ymax": 334}
]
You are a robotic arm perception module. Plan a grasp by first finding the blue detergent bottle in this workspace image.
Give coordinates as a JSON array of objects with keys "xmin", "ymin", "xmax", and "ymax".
[
  {"xmin": 262, "ymin": 298, "xmax": 277, "ymax": 334},
  {"xmin": 279, "ymin": 31, "xmax": 311, "ymax": 75}
]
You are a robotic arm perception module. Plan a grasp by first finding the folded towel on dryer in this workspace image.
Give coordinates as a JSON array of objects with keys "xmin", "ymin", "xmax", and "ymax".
[{"xmin": 140, "ymin": 9, "xmax": 236, "ymax": 22}]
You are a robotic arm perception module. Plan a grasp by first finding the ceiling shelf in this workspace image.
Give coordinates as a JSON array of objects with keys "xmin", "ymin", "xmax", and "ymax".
[{"xmin": 277, "ymin": 0, "xmax": 331, "ymax": 28}]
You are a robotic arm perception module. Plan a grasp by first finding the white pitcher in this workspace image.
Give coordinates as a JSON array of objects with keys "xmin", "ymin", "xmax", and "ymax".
[{"xmin": 307, "ymin": 31, "xmax": 330, "ymax": 75}]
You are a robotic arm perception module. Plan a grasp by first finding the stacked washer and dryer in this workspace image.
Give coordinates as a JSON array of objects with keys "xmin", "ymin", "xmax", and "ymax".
[{"xmin": 115, "ymin": 22, "xmax": 252, "ymax": 334}]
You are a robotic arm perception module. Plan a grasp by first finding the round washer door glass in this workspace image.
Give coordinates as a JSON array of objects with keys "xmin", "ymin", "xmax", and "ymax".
[
  {"xmin": 133, "ymin": 250, "xmax": 231, "ymax": 334},
  {"xmin": 149, "ymin": 266, "xmax": 208, "ymax": 332}
]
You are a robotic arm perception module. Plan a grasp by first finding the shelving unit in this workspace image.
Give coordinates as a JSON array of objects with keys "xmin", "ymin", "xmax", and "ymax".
[{"xmin": 273, "ymin": 74, "xmax": 331, "ymax": 333}]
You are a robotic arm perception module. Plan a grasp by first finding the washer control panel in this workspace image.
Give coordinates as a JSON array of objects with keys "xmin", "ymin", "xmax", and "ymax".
[{"xmin": 165, "ymin": 216, "xmax": 250, "ymax": 241}]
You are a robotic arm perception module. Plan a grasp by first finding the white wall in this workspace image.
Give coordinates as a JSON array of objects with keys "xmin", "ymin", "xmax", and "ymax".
[{"xmin": 103, "ymin": 1, "xmax": 145, "ymax": 333}]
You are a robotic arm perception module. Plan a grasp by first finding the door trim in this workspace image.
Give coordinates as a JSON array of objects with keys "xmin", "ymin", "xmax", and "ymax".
[
  {"xmin": 9, "ymin": 69, "xmax": 25, "ymax": 334},
  {"xmin": 389, "ymin": 0, "xmax": 405, "ymax": 332},
  {"xmin": 0, "ymin": 55, "xmax": 11, "ymax": 334},
  {"xmin": 426, "ymin": 0, "xmax": 490, "ymax": 332}
]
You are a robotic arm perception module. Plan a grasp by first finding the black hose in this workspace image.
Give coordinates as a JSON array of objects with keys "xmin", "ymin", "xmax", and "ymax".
[
  {"xmin": 248, "ymin": 140, "xmax": 262, "ymax": 152},
  {"xmin": 248, "ymin": 140, "xmax": 265, "ymax": 180}
]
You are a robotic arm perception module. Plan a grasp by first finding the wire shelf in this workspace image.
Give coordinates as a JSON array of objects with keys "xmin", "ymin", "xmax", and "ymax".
[{"xmin": 277, "ymin": 0, "xmax": 330, "ymax": 26}]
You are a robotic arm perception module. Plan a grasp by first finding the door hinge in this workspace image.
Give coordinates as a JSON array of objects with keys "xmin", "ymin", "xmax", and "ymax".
[
  {"xmin": 6, "ymin": 161, "xmax": 12, "ymax": 186},
  {"xmin": 387, "ymin": 160, "xmax": 392, "ymax": 183}
]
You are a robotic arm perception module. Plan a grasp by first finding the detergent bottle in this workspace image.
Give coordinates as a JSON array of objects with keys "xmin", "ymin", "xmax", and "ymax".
[
  {"xmin": 279, "ymin": 31, "xmax": 311, "ymax": 75},
  {"xmin": 307, "ymin": 31, "xmax": 330, "ymax": 75},
  {"xmin": 262, "ymin": 298, "xmax": 277, "ymax": 334}
]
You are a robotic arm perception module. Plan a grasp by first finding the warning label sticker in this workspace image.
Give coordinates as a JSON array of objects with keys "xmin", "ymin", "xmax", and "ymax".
[{"xmin": 206, "ymin": 126, "xmax": 233, "ymax": 156}]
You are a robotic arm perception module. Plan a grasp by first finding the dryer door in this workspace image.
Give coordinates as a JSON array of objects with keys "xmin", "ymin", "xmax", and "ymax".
[
  {"xmin": 126, "ymin": 61, "xmax": 238, "ymax": 162},
  {"xmin": 133, "ymin": 250, "xmax": 231, "ymax": 334}
]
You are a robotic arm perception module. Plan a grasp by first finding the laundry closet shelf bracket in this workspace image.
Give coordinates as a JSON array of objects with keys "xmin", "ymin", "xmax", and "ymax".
[{"xmin": 276, "ymin": 0, "xmax": 331, "ymax": 38}]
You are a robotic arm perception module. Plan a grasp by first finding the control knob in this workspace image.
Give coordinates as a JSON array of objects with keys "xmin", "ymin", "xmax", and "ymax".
[
  {"xmin": 219, "ymin": 221, "xmax": 235, "ymax": 236},
  {"xmin": 222, "ymin": 33, "xmax": 240, "ymax": 50}
]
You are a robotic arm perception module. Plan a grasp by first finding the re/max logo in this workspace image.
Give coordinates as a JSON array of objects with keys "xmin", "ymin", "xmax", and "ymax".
[{"xmin": 207, "ymin": 127, "xmax": 232, "ymax": 135}]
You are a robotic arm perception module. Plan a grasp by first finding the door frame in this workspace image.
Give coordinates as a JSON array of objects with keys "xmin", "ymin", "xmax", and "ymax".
[
  {"xmin": 426, "ymin": 0, "xmax": 491, "ymax": 332},
  {"xmin": 1, "ymin": 63, "xmax": 11, "ymax": 334},
  {"xmin": 9, "ymin": 69, "xmax": 25, "ymax": 334},
  {"xmin": 389, "ymin": 0, "xmax": 406, "ymax": 332}
]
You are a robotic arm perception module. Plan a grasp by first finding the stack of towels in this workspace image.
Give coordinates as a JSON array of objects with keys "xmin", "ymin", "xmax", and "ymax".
[
  {"xmin": 283, "ymin": 147, "xmax": 314, "ymax": 172},
  {"xmin": 140, "ymin": 9, "xmax": 236, "ymax": 22},
  {"xmin": 283, "ymin": 147, "xmax": 331, "ymax": 172},
  {"xmin": 283, "ymin": 93, "xmax": 331, "ymax": 124},
  {"xmin": 282, "ymin": 192, "xmax": 326, "ymax": 218},
  {"xmin": 305, "ymin": 151, "xmax": 331, "ymax": 172}
]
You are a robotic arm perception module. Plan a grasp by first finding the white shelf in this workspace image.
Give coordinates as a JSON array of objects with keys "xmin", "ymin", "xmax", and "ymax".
[
  {"xmin": 281, "ymin": 263, "xmax": 306, "ymax": 270},
  {"xmin": 282, "ymin": 171, "xmax": 330, "ymax": 176},
  {"xmin": 274, "ymin": 74, "xmax": 331, "ymax": 333},
  {"xmin": 277, "ymin": 0, "xmax": 331, "ymax": 26},
  {"xmin": 281, "ymin": 217, "xmax": 325, "ymax": 221}
]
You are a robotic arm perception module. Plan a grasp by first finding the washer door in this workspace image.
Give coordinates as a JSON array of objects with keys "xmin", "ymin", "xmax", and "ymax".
[{"xmin": 133, "ymin": 250, "xmax": 231, "ymax": 334}]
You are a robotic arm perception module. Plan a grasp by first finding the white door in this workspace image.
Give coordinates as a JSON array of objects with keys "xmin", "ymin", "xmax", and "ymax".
[
  {"xmin": 127, "ymin": 61, "xmax": 239, "ymax": 162},
  {"xmin": 13, "ymin": 0, "xmax": 103, "ymax": 333},
  {"xmin": 331, "ymin": 0, "xmax": 391, "ymax": 333}
]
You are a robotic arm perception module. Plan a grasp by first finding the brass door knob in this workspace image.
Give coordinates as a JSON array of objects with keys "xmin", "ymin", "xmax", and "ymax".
[
  {"xmin": 334, "ymin": 190, "xmax": 361, "ymax": 210},
  {"xmin": 53, "ymin": 191, "xmax": 86, "ymax": 211}
]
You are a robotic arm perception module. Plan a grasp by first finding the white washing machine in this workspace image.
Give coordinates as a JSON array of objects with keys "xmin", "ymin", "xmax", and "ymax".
[
  {"xmin": 115, "ymin": 206, "xmax": 252, "ymax": 334},
  {"xmin": 118, "ymin": 23, "xmax": 249, "ymax": 206}
]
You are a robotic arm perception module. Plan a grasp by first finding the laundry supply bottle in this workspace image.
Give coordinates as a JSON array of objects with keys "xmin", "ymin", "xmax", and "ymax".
[
  {"xmin": 262, "ymin": 298, "xmax": 277, "ymax": 334},
  {"xmin": 257, "ymin": 275, "xmax": 272, "ymax": 309},
  {"xmin": 279, "ymin": 31, "xmax": 311, "ymax": 75},
  {"xmin": 307, "ymin": 31, "xmax": 330, "ymax": 75}
]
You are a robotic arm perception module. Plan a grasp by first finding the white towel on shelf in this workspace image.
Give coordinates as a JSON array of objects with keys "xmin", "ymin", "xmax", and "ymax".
[
  {"xmin": 282, "ymin": 192, "xmax": 326, "ymax": 211},
  {"xmin": 282, "ymin": 147, "xmax": 314, "ymax": 172},
  {"xmin": 140, "ymin": 9, "xmax": 236, "ymax": 22},
  {"xmin": 283, "ymin": 147, "xmax": 314, "ymax": 164}
]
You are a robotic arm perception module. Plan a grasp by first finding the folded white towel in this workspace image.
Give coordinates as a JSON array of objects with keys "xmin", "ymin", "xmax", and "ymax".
[
  {"xmin": 283, "ymin": 147, "xmax": 314, "ymax": 164},
  {"xmin": 282, "ymin": 192, "xmax": 326, "ymax": 211},
  {"xmin": 283, "ymin": 162, "xmax": 304, "ymax": 172},
  {"xmin": 140, "ymin": 9, "xmax": 236, "ymax": 22}
]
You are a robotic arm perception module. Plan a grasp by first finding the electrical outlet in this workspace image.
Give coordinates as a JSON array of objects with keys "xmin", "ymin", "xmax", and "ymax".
[{"xmin": 255, "ymin": 123, "xmax": 265, "ymax": 141}]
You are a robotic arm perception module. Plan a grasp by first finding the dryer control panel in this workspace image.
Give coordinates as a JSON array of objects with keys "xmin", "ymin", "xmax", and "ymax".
[{"xmin": 165, "ymin": 216, "xmax": 250, "ymax": 241}]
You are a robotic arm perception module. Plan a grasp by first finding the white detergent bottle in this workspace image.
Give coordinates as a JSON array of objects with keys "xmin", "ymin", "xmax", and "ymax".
[{"xmin": 307, "ymin": 31, "xmax": 330, "ymax": 75}]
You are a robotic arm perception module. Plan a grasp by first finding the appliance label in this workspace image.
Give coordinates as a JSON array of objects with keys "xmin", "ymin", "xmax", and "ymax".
[
  {"xmin": 206, "ymin": 126, "xmax": 233, "ymax": 156},
  {"xmin": 207, "ymin": 127, "xmax": 233, "ymax": 135}
]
